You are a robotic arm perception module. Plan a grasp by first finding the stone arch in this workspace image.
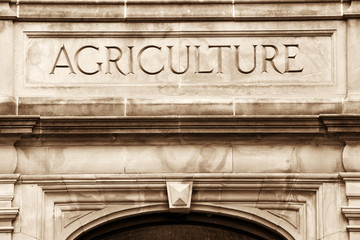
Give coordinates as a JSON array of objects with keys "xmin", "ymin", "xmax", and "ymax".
[{"xmin": 62, "ymin": 203, "xmax": 300, "ymax": 240}]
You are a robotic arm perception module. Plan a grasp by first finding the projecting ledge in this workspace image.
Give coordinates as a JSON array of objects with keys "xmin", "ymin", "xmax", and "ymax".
[
  {"xmin": 30, "ymin": 115, "xmax": 325, "ymax": 135},
  {"xmin": 4, "ymin": 0, "xmax": 351, "ymax": 20},
  {"xmin": 0, "ymin": 115, "xmax": 359, "ymax": 136},
  {"xmin": 0, "ymin": 115, "xmax": 347, "ymax": 134},
  {"xmin": 345, "ymin": 0, "xmax": 360, "ymax": 18}
]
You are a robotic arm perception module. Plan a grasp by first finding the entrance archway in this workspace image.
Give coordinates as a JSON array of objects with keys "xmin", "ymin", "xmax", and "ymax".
[{"xmin": 76, "ymin": 212, "xmax": 286, "ymax": 240}]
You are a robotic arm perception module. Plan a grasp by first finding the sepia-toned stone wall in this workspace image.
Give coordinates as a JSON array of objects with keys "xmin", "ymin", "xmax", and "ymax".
[{"xmin": 0, "ymin": 0, "xmax": 360, "ymax": 239}]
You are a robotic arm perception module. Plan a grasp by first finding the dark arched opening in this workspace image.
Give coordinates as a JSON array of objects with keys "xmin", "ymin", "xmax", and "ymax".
[{"xmin": 76, "ymin": 212, "xmax": 287, "ymax": 240}]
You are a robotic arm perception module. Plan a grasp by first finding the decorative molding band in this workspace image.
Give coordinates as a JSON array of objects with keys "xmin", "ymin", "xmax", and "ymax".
[
  {"xmin": 342, "ymin": 207, "xmax": 360, "ymax": 219},
  {"xmin": 0, "ymin": 115, "xmax": 360, "ymax": 138},
  {"xmin": 321, "ymin": 114, "xmax": 360, "ymax": 133},
  {"xmin": 0, "ymin": 208, "xmax": 19, "ymax": 233},
  {"xmin": 340, "ymin": 172, "xmax": 360, "ymax": 180},
  {"xmin": 0, "ymin": 116, "xmax": 39, "ymax": 134},
  {"xmin": 19, "ymin": 173, "xmax": 341, "ymax": 191},
  {"xmin": 0, "ymin": 0, "xmax": 352, "ymax": 21},
  {"xmin": 346, "ymin": 225, "xmax": 360, "ymax": 232},
  {"xmin": 33, "ymin": 115, "xmax": 325, "ymax": 135},
  {"xmin": 0, "ymin": 174, "xmax": 20, "ymax": 184},
  {"xmin": 0, "ymin": 226, "xmax": 14, "ymax": 233},
  {"xmin": 344, "ymin": 0, "xmax": 360, "ymax": 18},
  {"xmin": 0, "ymin": 208, "xmax": 19, "ymax": 221}
]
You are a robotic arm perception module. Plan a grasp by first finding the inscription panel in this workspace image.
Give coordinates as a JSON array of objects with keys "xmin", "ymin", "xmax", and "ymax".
[{"xmin": 25, "ymin": 31, "xmax": 333, "ymax": 86}]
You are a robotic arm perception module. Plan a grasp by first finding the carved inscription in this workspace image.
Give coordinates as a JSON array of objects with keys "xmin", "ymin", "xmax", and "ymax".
[
  {"xmin": 25, "ymin": 31, "xmax": 333, "ymax": 85},
  {"xmin": 49, "ymin": 44, "xmax": 304, "ymax": 75}
]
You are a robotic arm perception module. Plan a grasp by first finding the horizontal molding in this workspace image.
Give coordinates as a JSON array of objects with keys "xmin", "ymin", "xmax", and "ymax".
[
  {"xmin": 0, "ymin": 208, "xmax": 19, "ymax": 221},
  {"xmin": 342, "ymin": 206, "xmax": 360, "ymax": 219},
  {"xmin": 340, "ymin": 172, "xmax": 360, "ymax": 180},
  {"xmin": 321, "ymin": 114, "xmax": 360, "ymax": 133},
  {"xmin": 0, "ymin": 226, "xmax": 14, "ymax": 233},
  {"xmin": 0, "ymin": 174, "xmax": 21, "ymax": 183},
  {"xmin": 0, "ymin": 0, "xmax": 354, "ymax": 21},
  {"xmin": 24, "ymin": 30, "xmax": 335, "ymax": 38},
  {"xmin": 0, "ymin": 116, "xmax": 39, "ymax": 134},
  {"xmin": 33, "ymin": 115, "xmax": 325, "ymax": 134},
  {"xmin": 1, "ymin": 115, "xmax": 360, "ymax": 135},
  {"xmin": 19, "ymin": 172, "xmax": 341, "ymax": 185},
  {"xmin": 346, "ymin": 225, "xmax": 360, "ymax": 232}
]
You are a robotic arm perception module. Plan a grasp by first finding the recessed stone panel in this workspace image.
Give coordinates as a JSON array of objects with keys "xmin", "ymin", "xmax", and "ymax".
[
  {"xmin": 25, "ymin": 31, "xmax": 332, "ymax": 85},
  {"xmin": 14, "ymin": 21, "xmax": 345, "ymax": 97}
]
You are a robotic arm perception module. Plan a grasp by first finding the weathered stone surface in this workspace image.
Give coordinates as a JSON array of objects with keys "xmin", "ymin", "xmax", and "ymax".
[
  {"xmin": 12, "ymin": 21, "xmax": 346, "ymax": 98},
  {"xmin": 234, "ymin": 1, "xmax": 344, "ymax": 19},
  {"xmin": 127, "ymin": 1, "xmax": 233, "ymax": 20},
  {"xmin": 0, "ymin": 21, "xmax": 13, "ymax": 96},
  {"xmin": 233, "ymin": 145, "xmax": 344, "ymax": 173},
  {"xmin": 16, "ymin": 146, "xmax": 125, "ymax": 174},
  {"xmin": 124, "ymin": 145, "xmax": 232, "ymax": 173},
  {"xmin": 15, "ymin": 2, "xmax": 125, "ymax": 20},
  {"xmin": 347, "ymin": 19, "xmax": 360, "ymax": 100},
  {"xmin": 0, "ymin": 146, "xmax": 17, "ymax": 174},
  {"xmin": 294, "ymin": 145, "xmax": 344, "ymax": 172},
  {"xmin": 126, "ymin": 98, "xmax": 233, "ymax": 116},
  {"xmin": 233, "ymin": 145, "xmax": 296, "ymax": 173},
  {"xmin": 18, "ymin": 98, "xmax": 124, "ymax": 116},
  {"xmin": 343, "ymin": 144, "xmax": 360, "ymax": 172},
  {"xmin": 6, "ymin": 0, "xmax": 349, "ymax": 21},
  {"xmin": 0, "ymin": 97, "xmax": 16, "ymax": 115},
  {"xmin": 235, "ymin": 98, "xmax": 342, "ymax": 115},
  {"xmin": 0, "ymin": 1, "xmax": 358, "ymax": 240}
]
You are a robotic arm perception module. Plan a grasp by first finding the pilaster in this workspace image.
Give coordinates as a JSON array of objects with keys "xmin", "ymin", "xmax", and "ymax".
[{"xmin": 0, "ymin": 174, "xmax": 19, "ymax": 240}]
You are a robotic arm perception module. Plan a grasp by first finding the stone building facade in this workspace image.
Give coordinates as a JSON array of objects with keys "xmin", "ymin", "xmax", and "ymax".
[{"xmin": 1, "ymin": 0, "xmax": 360, "ymax": 239}]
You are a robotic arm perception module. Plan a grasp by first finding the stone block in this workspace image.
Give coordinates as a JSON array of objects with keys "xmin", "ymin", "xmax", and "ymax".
[
  {"xmin": 233, "ymin": 145, "xmax": 296, "ymax": 173},
  {"xmin": 14, "ymin": 185, "xmax": 41, "ymax": 239},
  {"xmin": 233, "ymin": 144, "xmax": 344, "ymax": 173},
  {"xmin": 0, "ymin": 183, "xmax": 14, "ymax": 196},
  {"xmin": 0, "ymin": 233, "xmax": 10, "ymax": 240},
  {"xmin": 16, "ymin": 146, "xmax": 125, "ymax": 174},
  {"xmin": 127, "ymin": 1, "xmax": 233, "ymax": 20},
  {"xmin": 234, "ymin": 2, "xmax": 342, "ymax": 19},
  {"xmin": 235, "ymin": 99, "xmax": 342, "ymax": 115},
  {"xmin": 0, "ymin": 21, "xmax": 13, "ymax": 96},
  {"xmin": 343, "ymin": 99, "xmax": 360, "ymax": 114},
  {"xmin": 0, "ymin": 97, "xmax": 16, "ymax": 115},
  {"xmin": 0, "ymin": 146, "xmax": 17, "ymax": 174},
  {"xmin": 126, "ymin": 98, "xmax": 233, "ymax": 116},
  {"xmin": 321, "ymin": 183, "xmax": 347, "ymax": 238},
  {"xmin": 345, "ymin": 181, "xmax": 360, "ymax": 197},
  {"xmin": 15, "ymin": 147, "xmax": 48, "ymax": 174},
  {"xmin": 347, "ymin": 19, "xmax": 360, "ymax": 95},
  {"xmin": 18, "ymin": 98, "xmax": 124, "ymax": 116},
  {"xmin": 294, "ymin": 145, "xmax": 344, "ymax": 173},
  {"xmin": 343, "ymin": 144, "xmax": 360, "ymax": 172},
  {"xmin": 124, "ymin": 145, "xmax": 232, "ymax": 173},
  {"xmin": 16, "ymin": 3, "xmax": 125, "ymax": 20}
]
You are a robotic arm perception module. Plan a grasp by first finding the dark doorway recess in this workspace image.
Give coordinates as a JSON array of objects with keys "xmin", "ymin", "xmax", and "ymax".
[{"xmin": 76, "ymin": 212, "xmax": 286, "ymax": 240}]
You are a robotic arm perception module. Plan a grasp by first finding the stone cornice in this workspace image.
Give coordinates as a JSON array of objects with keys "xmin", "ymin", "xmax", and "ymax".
[
  {"xmin": 0, "ymin": 116, "xmax": 39, "ymax": 134},
  {"xmin": 0, "ymin": 0, "xmax": 354, "ymax": 21},
  {"xmin": 1, "ymin": 115, "xmax": 360, "ymax": 136},
  {"xmin": 321, "ymin": 114, "xmax": 360, "ymax": 133},
  {"xmin": 32, "ymin": 115, "xmax": 325, "ymax": 135},
  {"xmin": 19, "ymin": 173, "xmax": 341, "ymax": 192}
]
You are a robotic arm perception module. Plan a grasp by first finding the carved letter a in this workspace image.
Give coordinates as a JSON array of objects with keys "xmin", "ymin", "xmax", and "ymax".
[{"xmin": 50, "ymin": 45, "xmax": 75, "ymax": 74}]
